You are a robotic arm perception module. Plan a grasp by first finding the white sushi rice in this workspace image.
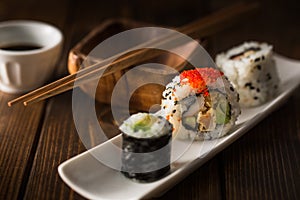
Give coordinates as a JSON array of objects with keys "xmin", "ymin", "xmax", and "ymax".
[
  {"xmin": 216, "ymin": 41, "xmax": 280, "ymax": 107},
  {"xmin": 161, "ymin": 69, "xmax": 240, "ymax": 140}
]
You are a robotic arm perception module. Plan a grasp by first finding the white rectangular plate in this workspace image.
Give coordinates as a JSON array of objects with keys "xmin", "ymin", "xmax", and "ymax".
[{"xmin": 58, "ymin": 54, "xmax": 300, "ymax": 200}]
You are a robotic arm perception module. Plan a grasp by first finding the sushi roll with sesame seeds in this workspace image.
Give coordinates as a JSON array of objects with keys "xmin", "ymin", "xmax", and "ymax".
[
  {"xmin": 216, "ymin": 41, "xmax": 280, "ymax": 107},
  {"xmin": 119, "ymin": 113, "xmax": 172, "ymax": 182},
  {"xmin": 161, "ymin": 67, "xmax": 240, "ymax": 140}
]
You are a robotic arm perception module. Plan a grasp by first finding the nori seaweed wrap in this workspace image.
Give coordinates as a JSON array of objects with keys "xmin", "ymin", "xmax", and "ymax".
[{"xmin": 119, "ymin": 113, "xmax": 173, "ymax": 182}]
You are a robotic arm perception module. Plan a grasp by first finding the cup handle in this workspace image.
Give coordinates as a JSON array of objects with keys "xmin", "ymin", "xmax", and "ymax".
[{"xmin": 0, "ymin": 62, "xmax": 22, "ymax": 86}]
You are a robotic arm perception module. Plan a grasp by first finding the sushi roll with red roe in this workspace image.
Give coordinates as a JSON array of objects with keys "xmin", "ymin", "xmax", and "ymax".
[{"xmin": 161, "ymin": 67, "xmax": 240, "ymax": 140}]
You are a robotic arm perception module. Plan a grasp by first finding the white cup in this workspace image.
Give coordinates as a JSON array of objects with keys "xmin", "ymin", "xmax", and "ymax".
[{"xmin": 0, "ymin": 20, "xmax": 63, "ymax": 93}]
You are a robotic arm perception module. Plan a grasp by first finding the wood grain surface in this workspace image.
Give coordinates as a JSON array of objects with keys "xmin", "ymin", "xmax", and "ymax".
[
  {"xmin": 0, "ymin": 0, "xmax": 299, "ymax": 200},
  {"xmin": 0, "ymin": 93, "xmax": 45, "ymax": 200}
]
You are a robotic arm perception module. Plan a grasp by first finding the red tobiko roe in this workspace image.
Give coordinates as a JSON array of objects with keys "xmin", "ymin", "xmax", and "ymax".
[{"xmin": 180, "ymin": 67, "xmax": 224, "ymax": 96}]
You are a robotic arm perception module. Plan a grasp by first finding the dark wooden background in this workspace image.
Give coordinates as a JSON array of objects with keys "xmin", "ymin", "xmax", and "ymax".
[{"xmin": 0, "ymin": 0, "xmax": 299, "ymax": 199}]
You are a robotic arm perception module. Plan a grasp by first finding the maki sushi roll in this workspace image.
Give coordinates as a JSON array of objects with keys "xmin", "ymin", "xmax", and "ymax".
[
  {"xmin": 119, "ymin": 113, "xmax": 172, "ymax": 182},
  {"xmin": 216, "ymin": 41, "xmax": 280, "ymax": 107},
  {"xmin": 161, "ymin": 67, "xmax": 240, "ymax": 140}
]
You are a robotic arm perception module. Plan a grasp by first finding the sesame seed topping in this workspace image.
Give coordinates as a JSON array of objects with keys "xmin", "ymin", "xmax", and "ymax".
[
  {"xmin": 245, "ymin": 82, "xmax": 252, "ymax": 87},
  {"xmin": 257, "ymin": 65, "xmax": 261, "ymax": 70}
]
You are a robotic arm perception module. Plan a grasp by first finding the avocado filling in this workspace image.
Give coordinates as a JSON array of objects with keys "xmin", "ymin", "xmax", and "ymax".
[
  {"xmin": 132, "ymin": 114, "xmax": 156, "ymax": 132},
  {"xmin": 182, "ymin": 116, "xmax": 197, "ymax": 130},
  {"xmin": 215, "ymin": 98, "xmax": 231, "ymax": 124}
]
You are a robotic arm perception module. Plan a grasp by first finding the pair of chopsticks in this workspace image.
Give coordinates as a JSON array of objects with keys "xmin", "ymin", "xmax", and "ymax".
[{"xmin": 8, "ymin": 2, "xmax": 259, "ymax": 107}]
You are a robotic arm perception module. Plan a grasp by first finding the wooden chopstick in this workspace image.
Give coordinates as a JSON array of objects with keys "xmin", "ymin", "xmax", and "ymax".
[
  {"xmin": 23, "ymin": 56, "xmax": 188, "ymax": 106},
  {"xmin": 8, "ymin": 1, "xmax": 259, "ymax": 107},
  {"xmin": 8, "ymin": 24, "xmax": 184, "ymax": 106}
]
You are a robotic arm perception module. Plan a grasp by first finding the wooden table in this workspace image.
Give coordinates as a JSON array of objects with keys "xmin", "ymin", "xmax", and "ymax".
[{"xmin": 0, "ymin": 0, "xmax": 299, "ymax": 199}]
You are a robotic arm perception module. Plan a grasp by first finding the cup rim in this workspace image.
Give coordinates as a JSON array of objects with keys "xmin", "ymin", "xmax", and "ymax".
[{"xmin": 0, "ymin": 20, "xmax": 63, "ymax": 56}]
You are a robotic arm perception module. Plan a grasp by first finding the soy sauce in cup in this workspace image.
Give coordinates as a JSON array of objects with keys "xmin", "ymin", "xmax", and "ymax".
[
  {"xmin": 0, "ymin": 20, "xmax": 63, "ymax": 94},
  {"xmin": 0, "ymin": 44, "xmax": 42, "ymax": 51}
]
